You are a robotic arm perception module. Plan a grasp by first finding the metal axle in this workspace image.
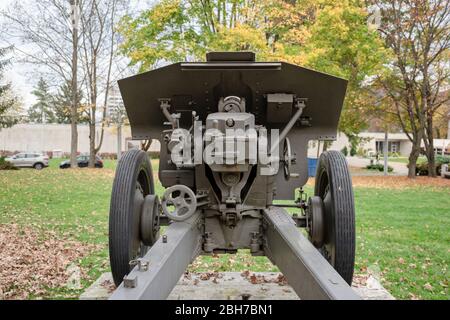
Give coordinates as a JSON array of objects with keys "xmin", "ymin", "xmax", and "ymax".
[
  {"xmin": 110, "ymin": 207, "xmax": 359, "ymax": 300},
  {"xmin": 263, "ymin": 207, "xmax": 359, "ymax": 300},
  {"xmin": 110, "ymin": 213, "xmax": 202, "ymax": 300}
]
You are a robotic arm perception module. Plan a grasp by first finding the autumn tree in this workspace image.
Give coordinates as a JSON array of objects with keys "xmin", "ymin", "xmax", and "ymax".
[
  {"xmin": 300, "ymin": 0, "xmax": 388, "ymax": 135},
  {"xmin": 372, "ymin": 0, "xmax": 450, "ymax": 177},
  {"xmin": 118, "ymin": 0, "xmax": 298, "ymax": 69},
  {"xmin": 433, "ymin": 103, "xmax": 449, "ymax": 139},
  {"xmin": 119, "ymin": 0, "xmax": 387, "ymax": 138}
]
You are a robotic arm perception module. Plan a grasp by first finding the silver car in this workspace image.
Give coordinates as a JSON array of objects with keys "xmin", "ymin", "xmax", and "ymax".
[{"xmin": 5, "ymin": 152, "xmax": 49, "ymax": 170}]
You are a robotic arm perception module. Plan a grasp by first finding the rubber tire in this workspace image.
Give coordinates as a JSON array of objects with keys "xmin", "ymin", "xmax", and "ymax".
[
  {"xmin": 109, "ymin": 149, "xmax": 154, "ymax": 286},
  {"xmin": 34, "ymin": 163, "xmax": 44, "ymax": 170},
  {"xmin": 314, "ymin": 150, "xmax": 355, "ymax": 285}
]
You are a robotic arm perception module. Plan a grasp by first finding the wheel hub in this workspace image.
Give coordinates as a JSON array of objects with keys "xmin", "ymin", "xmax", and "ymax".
[
  {"xmin": 140, "ymin": 194, "xmax": 160, "ymax": 246},
  {"xmin": 161, "ymin": 185, "xmax": 197, "ymax": 221},
  {"xmin": 306, "ymin": 196, "xmax": 325, "ymax": 248}
]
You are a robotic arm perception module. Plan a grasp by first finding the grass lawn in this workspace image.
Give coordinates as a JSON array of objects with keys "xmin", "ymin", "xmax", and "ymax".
[
  {"xmin": 0, "ymin": 159, "xmax": 448, "ymax": 300},
  {"xmin": 387, "ymin": 156, "xmax": 426, "ymax": 164}
]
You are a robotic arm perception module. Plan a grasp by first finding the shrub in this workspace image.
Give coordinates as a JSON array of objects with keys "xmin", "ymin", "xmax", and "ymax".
[
  {"xmin": 366, "ymin": 163, "xmax": 393, "ymax": 172},
  {"xmin": 416, "ymin": 155, "xmax": 450, "ymax": 176},
  {"xmin": 436, "ymin": 155, "xmax": 450, "ymax": 164},
  {"xmin": 341, "ymin": 146, "xmax": 348, "ymax": 156},
  {"xmin": 0, "ymin": 157, "xmax": 18, "ymax": 170},
  {"xmin": 357, "ymin": 148, "xmax": 366, "ymax": 157},
  {"xmin": 389, "ymin": 152, "xmax": 400, "ymax": 157}
]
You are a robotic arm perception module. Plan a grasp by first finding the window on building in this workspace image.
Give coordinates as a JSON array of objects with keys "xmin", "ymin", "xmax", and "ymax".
[
  {"xmin": 388, "ymin": 141, "xmax": 400, "ymax": 153},
  {"xmin": 376, "ymin": 141, "xmax": 400, "ymax": 154}
]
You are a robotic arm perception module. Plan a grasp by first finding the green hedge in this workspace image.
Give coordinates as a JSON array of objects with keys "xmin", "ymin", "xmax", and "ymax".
[{"xmin": 366, "ymin": 163, "xmax": 393, "ymax": 172}]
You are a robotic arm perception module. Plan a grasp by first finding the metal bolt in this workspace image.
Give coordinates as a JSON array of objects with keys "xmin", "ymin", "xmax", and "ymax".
[
  {"xmin": 138, "ymin": 259, "xmax": 149, "ymax": 271},
  {"xmin": 129, "ymin": 258, "xmax": 149, "ymax": 272},
  {"xmin": 129, "ymin": 259, "xmax": 138, "ymax": 268},
  {"xmin": 162, "ymin": 235, "xmax": 168, "ymax": 243},
  {"xmin": 241, "ymin": 293, "xmax": 251, "ymax": 300},
  {"xmin": 123, "ymin": 275, "xmax": 137, "ymax": 288}
]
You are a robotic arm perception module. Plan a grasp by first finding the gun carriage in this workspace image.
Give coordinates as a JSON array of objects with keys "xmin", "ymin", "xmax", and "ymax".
[{"xmin": 108, "ymin": 52, "xmax": 359, "ymax": 300}]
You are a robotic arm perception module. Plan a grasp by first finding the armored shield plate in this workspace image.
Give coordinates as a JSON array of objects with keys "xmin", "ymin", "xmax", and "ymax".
[{"xmin": 118, "ymin": 58, "xmax": 347, "ymax": 198}]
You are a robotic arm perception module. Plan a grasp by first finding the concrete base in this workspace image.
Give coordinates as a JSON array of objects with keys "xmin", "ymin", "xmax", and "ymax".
[{"xmin": 80, "ymin": 272, "xmax": 395, "ymax": 300}]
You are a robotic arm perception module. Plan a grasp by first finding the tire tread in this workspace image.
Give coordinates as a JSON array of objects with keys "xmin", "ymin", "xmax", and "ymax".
[
  {"xmin": 109, "ymin": 149, "xmax": 152, "ymax": 286},
  {"xmin": 315, "ymin": 150, "xmax": 355, "ymax": 284}
]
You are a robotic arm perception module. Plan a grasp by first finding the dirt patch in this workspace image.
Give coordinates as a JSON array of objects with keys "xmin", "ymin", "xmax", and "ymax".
[
  {"xmin": 307, "ymin": 176, "xmax": 450, "ymax": 189},
  {"xmin": 100, "ymin": 279, "xmax": 116, "ymax": 294},
  {"xmin": 0, "ymin": 223, "xmax": 100, "ymax": 299},
  {"xmin": 352, "ymin": 274, "xmax": 369, "ymax": 287},
  {"xmin": 241, "ymin": 271, "xmax": 288, "ymax": 286}
]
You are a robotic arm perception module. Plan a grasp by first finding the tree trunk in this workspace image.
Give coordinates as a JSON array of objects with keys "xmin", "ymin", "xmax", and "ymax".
[
  {"xmin": 89, "ymin": 122, "xmax": 96, "ymax": 167},
  {"xmin": 322, "ymin": 140, "xmax": 332, "ymax": 152},
  {"xmin": 425, "ymin": 116, "xmax": 437, "ymax": 177},
  {"xmin": 407, "ymin": 142, "xmax": 421, "ymax": 178},
  {"xmin": 141, "ymin": 139, "xmax": 152, "ymax": 152},
  {"xmin": 88, "ymin": 52, "xmax": 98, "ymax": 168},
  {"xmin": 70, "ymin": 0, "xmax": 79, "ymax": 168},
  {"xmin": 117, "ymin": 124, "xmax": 122, "ymax": 160},
  {"xmin": 425, "ymin": 143, "xmax": 437, "ymax": 177}
]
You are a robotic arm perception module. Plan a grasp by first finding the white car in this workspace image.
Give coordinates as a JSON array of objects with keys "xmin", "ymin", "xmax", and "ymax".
[{"xmin": 5, "ymin": 152, "xmax": 49, "ymax": 170}]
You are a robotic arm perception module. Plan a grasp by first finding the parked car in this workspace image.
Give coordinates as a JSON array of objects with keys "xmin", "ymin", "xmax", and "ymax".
[
  {"xmin": 5, "ymin": 153, "xmax": 49, "ymax": 170},
  {"xmin": 59, "ymin": 155, "xmax": 104, "ymax": 169}
]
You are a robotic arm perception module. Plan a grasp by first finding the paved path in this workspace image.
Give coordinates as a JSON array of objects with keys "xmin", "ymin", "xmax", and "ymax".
[
  {"xmin": 346, "ymin": 156, "xmax": 408, "ymax": 176},
  {"xmin": 80, "ymin": 272, "xmax": 395, "ymax": 300}
]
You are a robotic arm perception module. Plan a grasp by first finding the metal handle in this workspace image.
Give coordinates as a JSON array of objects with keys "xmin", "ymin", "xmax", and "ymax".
[{"xmin": 161, "ymin": 185, "xmax": 197, "ymax": 221}]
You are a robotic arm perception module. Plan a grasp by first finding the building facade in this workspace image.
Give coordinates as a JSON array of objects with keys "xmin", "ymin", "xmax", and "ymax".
[{"xmin": 0, "ymin": 123, "xmax": 160, "ymax": 156}]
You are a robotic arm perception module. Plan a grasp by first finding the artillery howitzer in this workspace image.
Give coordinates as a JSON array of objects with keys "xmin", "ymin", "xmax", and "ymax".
[{"xmin": 109, "ymin": 52, "xmax": 359, "ymax": 300}]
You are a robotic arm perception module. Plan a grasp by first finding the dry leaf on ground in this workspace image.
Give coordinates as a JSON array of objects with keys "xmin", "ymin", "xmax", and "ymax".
[{"xmin": 0, "ymin": 223, "xmax": 100, "ymax": 299}]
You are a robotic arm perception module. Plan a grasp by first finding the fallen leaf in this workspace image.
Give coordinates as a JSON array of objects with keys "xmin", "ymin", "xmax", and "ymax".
[{"xmin": 423, "ymin": 283, "xmax": 433, "ymax": 291}]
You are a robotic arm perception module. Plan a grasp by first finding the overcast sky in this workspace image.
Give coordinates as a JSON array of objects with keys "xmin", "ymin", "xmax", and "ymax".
[
  {"xmin": 0, "ymin": 0, "xmax": 151, "ymax": 110},
  {"xmin": 0, "ymin": 0, "xmax": 35, "ymax": 108}
]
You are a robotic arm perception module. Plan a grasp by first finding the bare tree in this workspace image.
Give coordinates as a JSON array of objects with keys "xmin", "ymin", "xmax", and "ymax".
[
  {"xmin": 79, "ymin": 0, "xmax": 128, "ymax": 167},
  {"xmin": 373, "ymin": 0, "xmax": 450, "ymax": 177},
  {"xmin": 1, "ymin": 0, "xmax": 82, "ymax": 167},
  {"xmin": 70, "ymin": 0, "xmax": 80, "ymax": 168},
  {"xmin": 0, "ymin": 46, "xmax": 21, "ymax": 129},
  {"xmin": 141, "ymin": 140, "xmax": 153, "ymax": 152}
]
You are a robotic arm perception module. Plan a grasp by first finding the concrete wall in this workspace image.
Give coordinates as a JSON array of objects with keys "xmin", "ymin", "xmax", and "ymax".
[
  {"xmin": 399, "ymin": 141, "xmax": 412, "ymax": 156},
  {"xmin": 308, "ymin": 132, "xmax": 350, "ymax": 158},
  {"xmin": 2, "ymin": 124, "xmax": 445, "ymax": 158},
  {"xmin": 0, "ymin": 124, "xmax": 160, "ymax": 155},
  {"xmin": 328, "ymin": 132, "xmax": 350, "ymax": 153}
]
